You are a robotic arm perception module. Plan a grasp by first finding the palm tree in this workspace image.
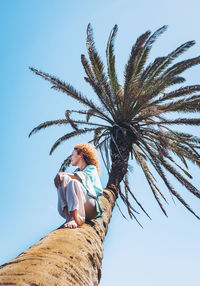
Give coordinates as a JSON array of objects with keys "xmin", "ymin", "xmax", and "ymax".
[
  {"xmin": 29, "ymin": 23, "xmax": 200, "ymax": 222},
  {"xmin": 1, "ymin": 24, "xmax": 200, "ymax": 285}
]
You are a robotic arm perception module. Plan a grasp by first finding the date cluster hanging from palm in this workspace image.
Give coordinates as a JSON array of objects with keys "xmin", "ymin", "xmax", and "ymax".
[{"xmin": 29, "ymin": 24, "xmax": 200, "ymax": 223}]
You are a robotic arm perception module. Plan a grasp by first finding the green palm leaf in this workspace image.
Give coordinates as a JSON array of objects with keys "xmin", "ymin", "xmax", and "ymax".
[
  {"xmin": 49, "ymin": 128, "xmax": 96, "ymax": 155},
  {"xmin": 106, "ymin": 24, "xmax": 120, "ymax": 102},
  {"xmin": 29, "ymin": 67, "xmax": 113, "ymax": 124},
  {"xmin": 29, "ymin": 119, "xmax": 69, "ymax": 137},
  {"xmin": 86, "ymin": 24, "xmax": 117, "ymax": 118}
]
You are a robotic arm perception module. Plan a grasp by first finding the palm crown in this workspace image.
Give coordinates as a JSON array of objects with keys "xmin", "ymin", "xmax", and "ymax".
[{"xmin": 29, "ymin": 24, "xmax": 200, "ymax": 225}]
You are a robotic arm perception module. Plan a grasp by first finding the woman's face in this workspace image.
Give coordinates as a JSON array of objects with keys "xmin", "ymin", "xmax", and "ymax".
[{"xmin": 70, "ymin": 149, "xmax": 82, "ymax": 166}]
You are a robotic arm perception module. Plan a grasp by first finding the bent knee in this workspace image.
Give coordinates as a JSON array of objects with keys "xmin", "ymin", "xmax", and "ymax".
[
  {"xmin": 69, "ymin": 179, "xmax": 85, "ymax": 192},
  {"xmin": 61, "ymin": 174, "xmax": 72, "ymax": 182},
  {"xmin": 68, "ymin": 179, "xmax": 81, "ymax": 187}
]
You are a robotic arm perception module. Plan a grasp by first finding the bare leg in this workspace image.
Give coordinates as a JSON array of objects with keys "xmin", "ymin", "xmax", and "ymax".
[
  {"xmin": 64, "ymin": 210, "xmax": 78, "ymax": 229},
  {"xmin": 85, "ymin": 196, "xmax": 98, "ymax": 219},
  {"xmin": 63, "ymin": 180, "xmax": 86, "ymax": 228},
  {"xmin": 64, "ymin": 209, "xmax": 84, "ymax": 229}
]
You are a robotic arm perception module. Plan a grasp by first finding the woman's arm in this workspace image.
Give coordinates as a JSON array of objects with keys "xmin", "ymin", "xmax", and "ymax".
[
  {"xmin": 67, "ymin": 173, "xmax": 81, "ymax": 181},
  {"xmin": 54, "ymin": 172, "xmax": 81, "ymax": 188}
]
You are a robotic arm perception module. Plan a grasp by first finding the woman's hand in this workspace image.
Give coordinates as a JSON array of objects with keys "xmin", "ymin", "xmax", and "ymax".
[
  {"xmin": 54, "ymin": 172, "xmax": 81, "ymax": 188},
  {"xmin": 54, "ymin": 172, "xmax": 65, "ymax": 188}
]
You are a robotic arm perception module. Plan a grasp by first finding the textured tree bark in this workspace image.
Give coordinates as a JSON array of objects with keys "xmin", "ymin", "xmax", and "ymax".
[
  {"xmin": 107, "ymin": 132, "xmax": 132, "ymax": 187},
  {"xmin": 0, "ymin": 189, "xmax": 116, "ymax": 286}
]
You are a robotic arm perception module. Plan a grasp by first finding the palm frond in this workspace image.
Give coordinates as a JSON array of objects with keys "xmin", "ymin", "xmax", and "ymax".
[
  {"xmin": 144, "ymin": 40, "xmax": 195, "ymax": 80},
  {"xmin": 164, "ymin": 153, "xmax": 192, "ymax": 179},
  {"xmin": 98, "ymin": 138, "xmax": 111, "ymax": 172},
  {"xmin": 106, "ymin": 24, "xmax": 120, "ymax": 104},
  {"xmin": 160, "ymin": 157, "xmax": 200, "ymax": 199},
  {"xmin": 164, "ymin": 99, "xmax": 200, "ymax": 113},
  {"xmin": 127, "ymin": 25, "xmax": 168, "ymax": 89},
  {"xmin": 170, "ymin": 142, "xmax": 200, "ymax": 167},
  {"xmin": 64, "ymin": 109, "xmax": 109, "ymax": 122},
  {"xmin": 93, "ymin": 127, "xmax": 104, "ymax": 146},
  {"xmin": 118, "ymin": 181, "xmax": 143, "ymax": 227},
  {"xmin": 49, "ymin": 128, "xmax": 96, "ymax": 155},
  {"xmin": 123, "ymin": 172, "xmax": 151, "ymax": 219},
  {"xmin": 65, "ymin": 110, "xmax": 79, "ymax": 130},
  {"xmin": 128, "ymin": 76, "xmax": 185, "ymax": 119},
  {"xmin": 28, "ymin": 119, "xmax": 69, "ymax": 137},
  {"xmin": 81, "ymin": 54, "xmax": 116, "ymax": 115},
  {"xmin": 59, "ymin": 155, "xmax": 72, "ymax": 172},
  {"xmin": 63, "ymin": 117, "xmax": 110, "ymax": 129},
  {"xmin": 166, "ymin": 187, "xmax": 200, "ymax": 219},
  {"xmin": 160, "ymin": 118, "xmax": 200, "ymax": 126},
  {"xmin": 132, "ymin": 144, "xmax": 168, "ymax": 216},
  {"xmin": 132, "ymin": 127, "xmax": 179, "ymax": 204},
  {"xmin": 135, "ymin": 26, "xmax": 168, "ymax": 77},
  {"xmin": 86, "ymin": 24, "xmax": 117, "ymax": 118},
  {"xmin": 170, "ymin": 131, "xmax": 200, "ymax": 144},
  {"xmin": 116, "ymin": 200, "xmax": 128, "ymax": 220},
  {"xmin": 29, "ymin": 67, "xmax": 113, "ymax": 124},
  {"xmin": 161, "ymin": 56, "xmax": 200, "ymax": 79},
  {"xmin": 152, "ymin": 84, "xmax": 200, "ymax": 105},
  {"xmin": 98, "ymin": 136, "xmax": 112, "ymax": 172},
  {"xmin": 123, "ymin": 30, "xmax": 151, "ymax": 102}
]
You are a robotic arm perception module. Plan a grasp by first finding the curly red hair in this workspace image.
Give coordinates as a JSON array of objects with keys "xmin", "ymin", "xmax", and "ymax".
[{"xmin": 74, "ymin": 143, "xmax": 101, "ymax": 174}]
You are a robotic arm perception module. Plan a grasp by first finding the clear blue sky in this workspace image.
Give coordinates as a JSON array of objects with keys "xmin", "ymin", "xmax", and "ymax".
[{"xmin": 1, "ymin": 1, "xmax": 200, "ymax": 285}]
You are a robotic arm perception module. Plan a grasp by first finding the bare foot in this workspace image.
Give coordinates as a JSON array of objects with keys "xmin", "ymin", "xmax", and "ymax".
[
  {"xmin": 73, "ymin": 210, "xmax": 84, "ymax": 226},
  {"xmin": 64, "ymin": 219, "xmax": 78, "ymax": 229},
  {"xmin": 75, "ymin": 215, "xmax": 84, "ymax": 226}
]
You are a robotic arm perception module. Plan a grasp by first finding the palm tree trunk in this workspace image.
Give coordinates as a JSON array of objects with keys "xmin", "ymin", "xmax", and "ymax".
[
  {"xmin": 107, "ymin": 135, "xmax": 131, "ymax": 187},
  {"xmin": 0, "ymin": 189, "xmax": 116, "ymax": 286}
]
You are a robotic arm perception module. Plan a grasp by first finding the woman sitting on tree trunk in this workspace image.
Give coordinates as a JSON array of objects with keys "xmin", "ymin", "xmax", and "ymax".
[{"xmin": 54, "ymin": 143, "xmax": 103, "ymax": 229}]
